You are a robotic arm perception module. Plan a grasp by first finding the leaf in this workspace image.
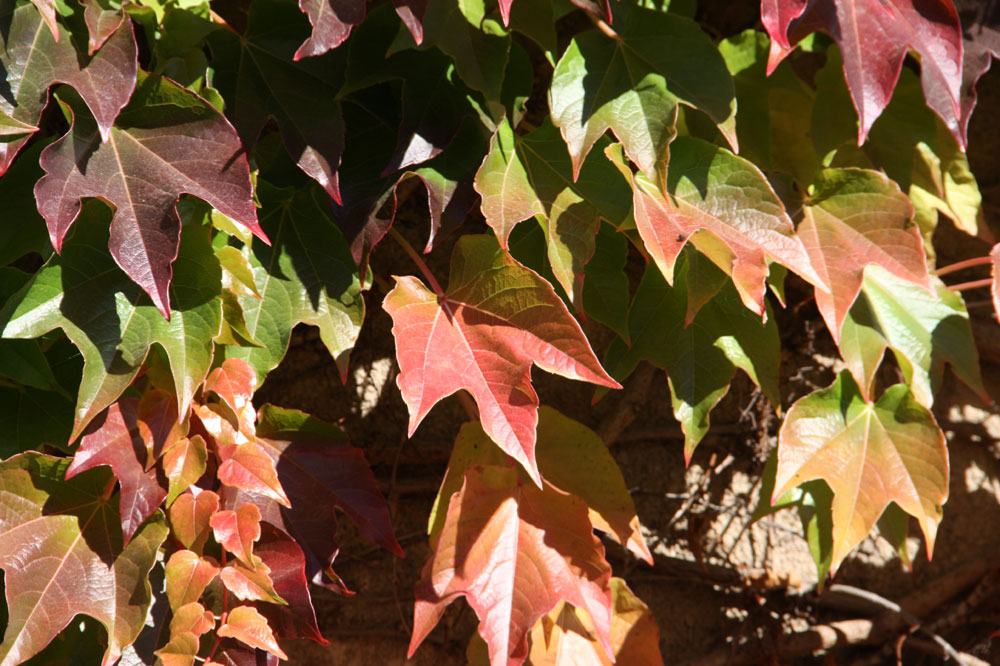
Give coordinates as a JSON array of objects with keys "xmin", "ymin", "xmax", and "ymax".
[
  {"xmin": 581, "ymin": 222, "xmax": 631, "ymax": 341},
  {"xmin": 154, "ymin": 632, "xmax": 199, "ymax": 666},
  {"xmin": 0, "ymin": 208, "xmax": 223, "ymax": 440},
  {"xmin": 165, "ymin": 550, "xmax": 221, "ymax": 611},
  {"xmin": 82, "ymin": 0, "xmax": 125, "ymax": 54},
  {"xmin": 408, "ymin": 465, "xmax": 614, "ymax": 666},
  {"xmin": 217, "ymin": 606, "xmax": 288, "ymax": 660},
  {"xmin": 393, "ymin": 0, "xmax": 429, "ymax": 44},
  {"xmin": 168, "ymin": 490, "xmax": 220, "ymax": 553},
  {"xmin": 169, "ymin": 602, "xmax": 216, "ymax": 637},
  {"xmin": 475, "ymin": 119, "xmax": 630, "ymax": 307},
  {"xmin": 431, "ymin": 407, "xmax": 652, "ymax": 564},
  {"xmin": 225, "ymin": 182, "xmax": 364, "ymax": 382},
  {"xmin": 0, "ymin": 453, "xmax": 168, "ymax": 665},
  {"xmin": 383, "ymin": 235, "xmax": 620, "ymax": 485},
  {"xmin": 0, "ymin": 2, "xmax": 136, "ymax": 176},
  {"xmin": 211, "ymin": 503, "xmax": 263, "ymax": 570},
  {"xmin": 840, "ymin": 264, "xmax": 985, "ymax": 406},
  {"xmin": 526, "ymin": 578, "xmax": 663, "ymax": 666},
  {"xmin": 604, "ymin": 256, "xmax": 779, "ymax": 461},
  {"xmin": 216, "ymin": 442, "xmax": 291, "ymax": 508},
  {"xmin": 35, "ymin": 71, "xmax": 262, "ymax": 316},
  {"xmin": 797, "ymin": 168, "xmax": 931, "ymax": 344},
  {"xmin": 252, "ymin": 523, "xmax": 328, "ymax": 644},
  {"xmin": 774, "ymin": 372, "xmax": 948, "ymax": 573},
  {"xmin": 208, "ymin": 0, "xmax": 346, "ymax": 200},
  {"xmin": 293, "ymin": 0, "xmax": 364, "ymax": 59},
  {"xmin": 765, "ymin": 0, "xmax": 964, "ymax": 146},
  {"xmin": 65, "ymin": 400, "xmax": 168, "ymax": 545},
  {"xmin": 163, "ymin": 435, "xmax": 209, "ymax": 505},
  {"xmin": 220, "ymin": 559, "xmax": 285, "ymax": 605},
  {"xmin": 549, "ymin": 2, "xmax": 736, "ymax": 187},
  {"xmin": 611, "ymin": 137, "xmax": 821, "ymax": 317}
]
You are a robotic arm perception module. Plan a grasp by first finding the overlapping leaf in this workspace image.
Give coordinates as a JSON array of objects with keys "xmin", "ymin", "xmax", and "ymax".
[
  {"xmin": 164, "ymin": 550, "xmax": 220, "ymax": 611},
  {"xmin": 0, "ymin": 1, "xmax": 136, "ymax": 176},
  {"xmin": 35, "ymin": 72, "xmax": 261, "ymax": 316},
  {"xmin": 765, "ymin": 0, "xmax": 964, "ymax": 146},
  {"xmin": 0, "ymin": 454, "xmax": 168, "ymax": 665},
  {"xmin": 549, "ymin": 2, "xmax": 736, "ymax": 187},
  {"xmin": 217, "ymin": 606, "xmax": 287, "ymax": 659},
  {"xmin": 383, "ymin": 235, "xmax": 620, "ymax": 485},
  {"xmin": 293, "ymin": 0, "xmax": 364, "ymax": 59},
  {"xmin": 408, "ymin": 465, "xmax": 614, "ymax": 666},
  {"xmin": 0, "ymin": 209, "xmax": 223, "ymax": 440},
  {"xmin": 774, "ymin": 372, "xmax": 948, "ymax": 573}
]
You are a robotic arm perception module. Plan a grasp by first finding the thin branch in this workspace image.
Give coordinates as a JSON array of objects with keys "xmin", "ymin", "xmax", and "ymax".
[
  {"xmin": 935, "ymin": 255, "xmax": 992, "ymax": 277},
  {"xmin": 585, "ymin": 11, "xmax": 619, "ymax": 39},
  {"xmin": 389, "ymin": 227, "xmax": 445, "ymax": 296},
  {"xmin": 949, "ymin": 278, "xmax": 993, "ymax": 292}
]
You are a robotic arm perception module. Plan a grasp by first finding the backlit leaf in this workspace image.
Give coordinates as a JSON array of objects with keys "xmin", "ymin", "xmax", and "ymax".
[
  {"xmin": 164, "ymin": 550, "xmax": 220, "ymax": 611},
  {"xmin": 383, "ymin": 235, "xmax": 620, "ymax": 485},
  {"xmin": 163, "ymin": 436, "xmax": 208, "ymax": 505},
  {"xmin": 215, "ymin": 440, "xmax": 291, "ymax": 508},
  {"xmin": 210, "ymin": 503, "xmax": 263, "ymax": 570},
  {"xmin": 153, "ymin": 632, "xmax": 199, "ymax": 666},
  {"xmin": 220, "ymin": 559, "xmax": 285, "ymax": 605},
  {"xmin": 217, "ymin": 606, "xmax": 288, "ymax": 660},
  {"xmin": 169, "ymin": 603, "xmax": 215, "ymax": 638},
  {"xmin": 293, "ymin": 0, "xmax": 364, "ymax": 59},
  {"xmin": 168, "ymin": 490, "xmax": 219, "ymax": 553}
]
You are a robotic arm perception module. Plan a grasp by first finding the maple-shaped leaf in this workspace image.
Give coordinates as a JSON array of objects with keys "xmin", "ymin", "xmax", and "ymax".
[
  {"xmin": 774, "ymin": 372, "xmax": 948, "ymax": 573},
  {"xmin": 205, "ymin": 359, "xmax": 257, "ymax": 420},
  {"xmin": 169, "ymin": 490, "xmax": 220, "ymax": 553},
  {"xmin": 35, "ymin": 71, "xmax": 262, "ymax": 317},
  {"xmin": 431, "ymin": 407, "xmax": 652, "ymax": 564},
  {"xmin": 164, "ymin": 550, "xmax": 221, "ymax": 611},
  {"xmin": 409, "ymin": 465, "xmax": 614, "ymax": 666},
  {"xmin": 475, "ymin": 119, "xmax": 630, "ymax": 307},
  {"xmin": 208, "ymin": 0, "xmax": 346, "ymax": 201},
  {"xmin": 217, "ymin": 606, "xmax": 288, "ymax": 660},
  {"xmin": 137, "ymin": 389, "xmax": 186, "ymax": 460},
  {"xmin": 0, "ymin": 210, "xmax": 223, "ymax": 440},
  {"xmin": 797, "ymin": 168, "xmax": 931, "ymax": 343},
  {"xmin": 549, "ymin": 2, "xmax": 736, "ymax": 187},
  {"xmin": 0, "ymin": 453, "xmax": 168, "ymax": 665},
  {"xmin": 765, "ymin": 0, "xmax": 963, "ymax": 146},
  {"xmin": 216, "ymin": 442, "xmax": 291, "ymax": 508},
  {"xmin": 609, "ymin": 137, "xmax": 821, "ymax": 318},
  {"xmin": 526, "ymin": 578, "xmax": 663, "ymax": 666},
  {"xmin": 839, "ymin": 265, "xmax": 985, "ymax": 405},
  {"xmin": 0, "ymin": 2, "xmax": 136, "ymax": 176},
  {"xmin": 170, "ymin": 602, "xmax": 216, "ymax": 638},
  {"xmin": 604, "ymin": 257, "xmax": 780, "ymax": 461},
  {"xmin": 294, "ymin": 0, "xmax": 364, "ymax": 59},
  {"xmin": 211, "ymin": 503, "xmax": 264, "ymax": 570},
  {"xmin": 65, "ymin": 400, "xmax": 168, "ymax": 545},
  {"xmin": 225, "ymin": 182, "xmax": 363, "ymax": 382},
  {"xmin": 383, "ymin": 235, "xmax": 620, "ymax": 485}
]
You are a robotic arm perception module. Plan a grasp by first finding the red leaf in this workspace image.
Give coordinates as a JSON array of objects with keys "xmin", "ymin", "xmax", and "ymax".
[
  {"xmin": 992, "ymin": 243, "xmax": 1000, "ymax": 324},
  {"xmin": 164, "ymin": 550, "xmax": 220, "ymax": 611},
  {"xmin": 211, "ymin": 503, "xmax": 263, "ymax": 569},
  {"xmin": 294, "ymin": 0, "xmax": 365, "ymax": 59},
  {"xmin": 137, "ymin": 388, "xmax": 185, "ymax": 461},
  {"xmin": 253, "ymin": 523, "xmax": 329, "ymax": 644},
  {"xmin": 217, "ymin": 442, "xmax": 292, "ymax": 507},
  {"xmin": 393, "ymin": 0, "xmax": 429, "ymax": 44},
  {"xmin": 383, "ymin": 236, "xmax": 619, "ymax": 485},
  {"xmin": 82, "ymin": 0, "xmax": 125, "ymax": 54},
  {"xmin": 218, "ymin": 606, "xmax": 288, "ymax": 660},
  {"xmin": 765, "ymin": 0, "xmax": 963, "ymax": 145},
  {"xmin": 569, "ymin": 0, "xmax": 613, "ymax": 22},
  {"xmin": 0, "ymin": 4, "xmax": 136, "ymax": 176},
  {"xmin": 408, "ymin": 465, "xmax": 614, "ymax": 666},
  {"xmin": 169, "ymin": 490, "xmax": 220, "ymax": 553},
  {"xmin": 65, "ymin": 400, "xmax": 167, "ymax": 545},
  {"xmin": 205, "ymin": 359, "xmax": 258, "ymax": 420},
  {"xmin": 34, "ymin": 71, "xmax": 264, "ymax": 317}
]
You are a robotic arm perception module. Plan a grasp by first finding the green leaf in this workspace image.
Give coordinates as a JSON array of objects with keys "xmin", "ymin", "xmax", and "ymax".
[
  {"xmin": 775, "ymin": 372, "xmax": 948, "ymax": 574},
  {"xmin": 0, "ymin": 203, "xmax": 223, "ymax": 440},
  {"xmin": 549, "ymin": 2, "xmax": 736, "ymax": 187},
  {"xmin": 0, "ymin": 140, "xmax": 53, "ymax": 267},
  {"xmin": 581, "ymin": 222, "xmax": 631, "ymax": 341},
  {"xmin": 839, "ymin": 264, "xmax": 985, "ymax": 407},
  {"xmin": 0, "ymin": 453, "xmax": 168, "ymax": 665},
  {"xmin": 605, "ymin": 254, "xmax": 780, "ymax": 461},
  {"xmin": 225, "ymin": 181, "xmax": 364, "ymax": 382}
]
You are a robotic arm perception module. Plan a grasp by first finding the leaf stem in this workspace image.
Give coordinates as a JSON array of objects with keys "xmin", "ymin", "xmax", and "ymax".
[
  {"xmin": 948, "ymin": 278, "xmax": 992, "ymax": 292},
  {"xmin": 389, "ymin": 227, "xmax": 445, "ymax": 296},
  {"xmin": 935, "ymin": 255, "xmax": 992, "ymax": 277},
  {"xmin": 456, "ymin": 391, "xmax": 479, "ymax": 422},
  {"xmin": 586, "ymin": 12, "xmax": 619, "ymax": 39}
]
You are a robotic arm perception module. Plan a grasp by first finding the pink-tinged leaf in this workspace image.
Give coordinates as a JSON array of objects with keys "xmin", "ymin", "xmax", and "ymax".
[
  {"xmin": 218, "ymin": 606, "xmax": 288, "ymax": 660},
  {"xmin": 527, "ymin": 578, "xmax": 664, "ymax": 666},
  {"xmin": 165, "ymin": 550, "xmax": 221, "ymax": 611},
  {"xmin": 767, "ymin": 0, "xmax": 963, "ymax": 145},
  {"xmin": 163, "ymin": 435, "xmax": 208, "ymax": 504},
  {"xmin": 220, "ymin": 559, "xmax": 285, "ymax": 605},
  {"xmin": 384, "ymin": 235, "xmax": 619, "ymax": 485},
  {"xmin": 253, "ymin": 523, "xmax": 328, "ymax": 644},
  {"xmin": 35, "ymin": 70, "xmax": 264, "ymax": 318},
  {"xmin": 29, "ymin": 0, "xmax": 58, "ymax": 38},
  {"xmin": 0, "ymin": 5, "xmax": 136, "ymax": 176},
  {"xmin": 206, "ymin": 359, "xmax": 258, "ymax": 418},
  {"xmin": 569, "ymin": 0, "xmax": 612, "ymax": 22},
  {"xmin": 250, "ymin": 405, "xmax": 402, "ymax": 584},
  {"xmin": 294, "ymin": 0, "xmax": 365, "ymax": 59},
  {"xmin": 211, "ymin": 503, "xmax": 263, "ymax": 570},
  {"xmin": 82, "ymin": 0, "xmax": 125, "ymax": 54},
  {"xmin": 761, "ymin": 0, "xmax": 806, "ymax": 54},
  {"xmin": 217, "ymin": 443, "xmax": 292, "ymax": 507},
  {"xmin": 0, "ymin": 454, "xmax": 168, "ymax": 666},
  {"xmin": 154, "ymin": 632, "xmax": 200, "ymax": 666},
  {"xmin": 992, "ymin": 243, "xmax": 1000, "ymax": 323},
  {"xmin": 498, "ymin": 0, "xmax": 513, "ymax": 24},
  {"xmin": 797, "ymin": 168, "xmax": 930, "ymax": 344},
  {"xmin": 170, "ymin": 602, "xmax": 216, "ymax": 638},
  {"xmin": 393, "ymin": 0, "xmax": 429, "ymax": 43},
  {"xmin": 409, "ymin": 465, "xmax": 614, "ymax": 666},
  {"xmin": 612, "ymin": 138, "xmax": 822, "ymax": 317},
  {"xmin": 137, "ymin": 389, "xmax": 186, "ymax": 461},
  {"xmin": 65, "ymin": 400, "xmax": 167, "ymax": 545},
  {"xmin": 169, "ymin": 490, "xmax": 220, "ymax": 553},
  {"xmin": 774, "ymin": 373, "xmax": 948, "ymax": 573}
]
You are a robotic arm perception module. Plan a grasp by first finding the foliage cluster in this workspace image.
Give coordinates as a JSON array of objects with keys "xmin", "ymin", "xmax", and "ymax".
[{"xmin": 0, "ymin": 0, "xmax": 998, "ymax": 663}]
